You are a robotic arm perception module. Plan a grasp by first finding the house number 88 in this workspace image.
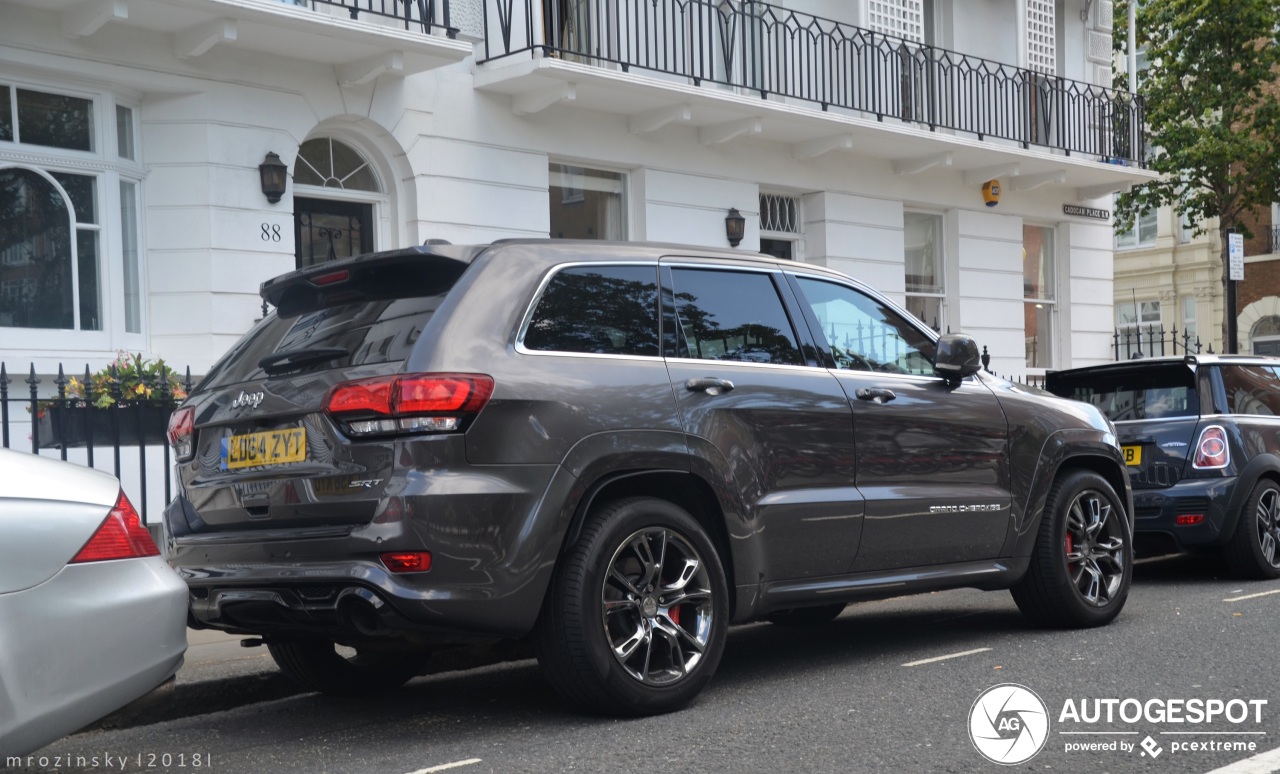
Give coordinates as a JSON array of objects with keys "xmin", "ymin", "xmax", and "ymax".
[{"xmin": 261, "ymin": 224, "xmax": 282, "ymax": 242}]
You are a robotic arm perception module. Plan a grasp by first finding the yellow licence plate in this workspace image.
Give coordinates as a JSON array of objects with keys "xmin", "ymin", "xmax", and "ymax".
[
  {"xmin": 1122, "ymin": 445, "xmax": 1142, "ymax": 467},
  {"xmin": 223, "ymin": 427, "xmax": 306, "ymax": 470}
]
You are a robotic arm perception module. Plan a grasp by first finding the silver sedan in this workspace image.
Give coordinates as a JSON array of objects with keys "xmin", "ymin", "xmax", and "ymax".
[{"xmin": 0, "ymin": 449, "xmax": 187, "ymax": 757}]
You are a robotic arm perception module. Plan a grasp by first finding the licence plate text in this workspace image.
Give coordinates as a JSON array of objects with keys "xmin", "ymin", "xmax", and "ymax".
[
  {"xmin": 1122, "ymin": 445, "xmax": 1142, "ymax": 467},
  {"xmin": 222, "ymin": 428, "xmax": 306, "ymax": 470}
]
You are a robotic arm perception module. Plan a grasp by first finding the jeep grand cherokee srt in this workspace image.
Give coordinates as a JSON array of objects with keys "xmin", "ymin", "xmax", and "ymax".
[{"xmin": 165, "ymin": 239, "xmax": 1133, "ymax": 715}]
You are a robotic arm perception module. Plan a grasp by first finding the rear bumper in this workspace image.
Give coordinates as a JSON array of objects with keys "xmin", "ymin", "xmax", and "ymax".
[
  {"xmin": 1131, "ymin": 476, "xmax": 1236, "ymax": 553},
  {"xmin": 0, "ymin": 558, "xmax": 187, "ymax": 757}
]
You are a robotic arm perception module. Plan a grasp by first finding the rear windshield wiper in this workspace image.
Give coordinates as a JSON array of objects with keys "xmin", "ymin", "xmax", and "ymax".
[{"xmin": 258, "ymin": 347, "xmax": 348, "ymax": 375}]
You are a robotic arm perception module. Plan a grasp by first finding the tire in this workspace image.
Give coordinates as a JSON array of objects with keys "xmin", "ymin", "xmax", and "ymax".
[
  {"xmin": 1222, "ymin": 479, "xmax": 1280, "ymax": 580},
  {"xmin": 766, "ymin": 604, "xmax": 846, "ymax": 626},
  {"xmin": 1011, "ymin": 470, "xmax": 1132, "ymax": 628},
  {"xmin": 267, "ymin": 639, "xmax": 426, "ymax": 696},
  {"xmin": 534, "ymin": 497, "xmax": 730, "ymax": 716}
]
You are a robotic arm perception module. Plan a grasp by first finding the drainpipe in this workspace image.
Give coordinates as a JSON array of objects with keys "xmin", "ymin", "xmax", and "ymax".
[{"xmin": 1127, "ymin": 1, "xmax": 1137, "ymax": 93}]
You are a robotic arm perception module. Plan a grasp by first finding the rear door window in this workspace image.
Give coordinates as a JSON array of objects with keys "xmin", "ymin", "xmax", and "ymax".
[
  {"xmin": 1221, "ymin": 365, "xmax": 1280, "ymax": 415},
  {"xmin": 666, "ymin": 268, "xmax": 803, "ymax": 365},
  {"xmin": 1047, "ymin": 365, "xmax": 1198, "ymax": 421},
  {"xmin": 522, "ymin": 265, "xmax": 660, "ymax": 356}
]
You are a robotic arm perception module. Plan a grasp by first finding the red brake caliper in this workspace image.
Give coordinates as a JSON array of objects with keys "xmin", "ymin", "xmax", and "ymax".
[
  {"xmin": 669, "ymin": 605, "xmax": 681, "ymax": 626},
  {"xmin": 1065, "ymin": 531, "xmax": 1074, "ymax": 561}
]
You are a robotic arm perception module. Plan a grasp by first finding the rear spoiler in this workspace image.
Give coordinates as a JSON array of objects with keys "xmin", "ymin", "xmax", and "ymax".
[{"xmin": 261, "ymin": 245, "xmax": 478, "ymax": 318}]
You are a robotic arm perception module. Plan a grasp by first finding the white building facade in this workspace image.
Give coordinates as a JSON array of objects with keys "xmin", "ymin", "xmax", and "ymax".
[{"xmin": 1, "ymin": 0, "xmax": 1156, "ymax": 378}]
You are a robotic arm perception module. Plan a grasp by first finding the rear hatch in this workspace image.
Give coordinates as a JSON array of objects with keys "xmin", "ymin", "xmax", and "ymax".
[
  {"xmin": 1046, "ymin": 362, "xmax": 1200, "ymax": 490},
  {"xmin": 174, "ymin": 246, "xmax": 477, "ymax": 532}
]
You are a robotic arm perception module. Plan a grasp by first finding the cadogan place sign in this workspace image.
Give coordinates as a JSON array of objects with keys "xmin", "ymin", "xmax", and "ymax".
[{"xmin": 1063, "ymin": 204, "xmax": 1112, "ymax": 220}]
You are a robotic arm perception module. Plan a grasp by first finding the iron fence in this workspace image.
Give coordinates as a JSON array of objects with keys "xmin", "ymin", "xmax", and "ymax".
[
  {"xmin": 0, "ymin": 363, "xmax": 193, "ymax": 524},
  {"xmin": 482, "ymin": 0, "xmax": 1146, "ymax": 164},
  {"xmin": 290, "ymin": 0, "xmax": 456, "ymax": 36},
  {"xmin": 1113, "ymin": 325, "xmax": 1206, "ymax": 361}
]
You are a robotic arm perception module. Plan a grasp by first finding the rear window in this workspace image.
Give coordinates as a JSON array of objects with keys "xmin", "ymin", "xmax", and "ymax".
[
  {"xmin": 1048, "ymin": 365, "xmax": 1198, "ymax": 421},
  {"xmin": 522, "ymin": 265, "xmax": 660, "ymax": 357},
  {"xmin": 1221, "ymin": 365, "xmax": 1280, "ymax": 415},
  {"xmin": 199, "ymin": 263, "xmax": 462, "ymax": 391}
]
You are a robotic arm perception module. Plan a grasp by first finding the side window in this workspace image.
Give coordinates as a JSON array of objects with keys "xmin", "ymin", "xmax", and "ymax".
[
  {"xmin": 1221, "ymin": 366, "xmax": 1280, "ymax": 416},
  {"xmin": 794, "ymin": 276, "xmax": 936, "ymax": 376},
  {"xmin": 523, "ymin": 265, "xmax": 660, "ymax": 356},
  {"xmin": 668, "ymin": 268, "xmax": 803, "ymax": 365}
]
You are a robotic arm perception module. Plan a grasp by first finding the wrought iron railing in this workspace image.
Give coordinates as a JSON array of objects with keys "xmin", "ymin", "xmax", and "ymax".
[
  {"xmin": 1114, "ymin": 325, "xmax": 1205, "ymax": 361},
  {"xmin": 1270, "ymin": 224, "xmax": 1280, "ymax": 254},
  {"xmin": 289, "ymin": 0, "xmax": 456, "ymax": 37},
  {"xmin": 1, "ymin": 363, "xmax": 194, "ymax": 523},
  {"xmin": 481, "ymin": 0, "xmax": 1146, "ymax": 165}
]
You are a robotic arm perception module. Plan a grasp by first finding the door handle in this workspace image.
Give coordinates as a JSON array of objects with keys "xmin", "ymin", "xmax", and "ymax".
[
  {"xmin": 685, "ymin": 377, "xmax": 735, "ymax": 396},
  {"xmin": 855, "ymin": 387, "xmax": 896, "ymax": 404}
]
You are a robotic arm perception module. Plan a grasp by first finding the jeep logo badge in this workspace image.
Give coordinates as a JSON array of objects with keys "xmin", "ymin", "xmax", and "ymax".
[{"xmin": 232, "ymin": 390, "xmax": 265, "ymax": 409}]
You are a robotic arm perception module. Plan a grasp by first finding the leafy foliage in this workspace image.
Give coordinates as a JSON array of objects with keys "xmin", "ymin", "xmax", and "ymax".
[
  {"xmin": 1114, "ymin": 0, "xmax": 1280, "ymax": 239},
  {"xmin": 65, "ymin": 351, "xmax": 187, "ymax": 409}
]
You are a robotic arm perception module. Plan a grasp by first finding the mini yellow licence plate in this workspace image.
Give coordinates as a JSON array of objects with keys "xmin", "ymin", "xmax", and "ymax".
[
  {"xmin": 1122, "ymin": 445, "xmax": 1142, "ymax": 467},
  {"xmin": 223, "ymin": 427, "xmax": 306, "ymax": 470}
]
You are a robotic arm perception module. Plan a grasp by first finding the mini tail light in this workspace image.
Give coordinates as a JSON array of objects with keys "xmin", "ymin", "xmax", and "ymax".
[
  {"xmin": 1192, "ymin": 425, "xmax": 1229, "ymax": 470},
  {"xmin": 71, "ymin": 491, "xmax": 160, "ymax": 563},
  {"xmin": 167, "ymin": 406, "xmax": 195, "ymax": 462},
  {"xmin": 1176, "ymin": 514, "xmax": 1205, "ymax": 526},
  {"xmin": 380, "ymin": 551, "xmax": 432, "ymax": 573},
  {"xmin": 325, "ymin": 373, "xmax": 493, "ymax": 438}
]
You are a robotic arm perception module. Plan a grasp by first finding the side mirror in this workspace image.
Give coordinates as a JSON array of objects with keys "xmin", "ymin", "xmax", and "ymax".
[{"xmin": 934, "ymin": 333, "xmax": 982, "ymax": 382}]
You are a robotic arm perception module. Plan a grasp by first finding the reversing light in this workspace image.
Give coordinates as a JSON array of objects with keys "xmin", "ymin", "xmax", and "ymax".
[
  {"xmin": 167, "ymin": 406, "xmax": 195, "ymax": 461},
  {"xmin": 70, "ymin": 491, "xmax": 160, "ymax": 563},
  {"xmin": 1176, "ymin": 514, "xmax": 1205, "ymax": 526},
  {"xmin": 1192, "ymin": 425, "xmax": 1229, "ymax": 470},
  {"xmin": 381, "ymin": 551, "xmax": 432, "ymax": 573},
  {"xmin": 325, "ymin": 373, "xmax": 493, "ymax": 438}
]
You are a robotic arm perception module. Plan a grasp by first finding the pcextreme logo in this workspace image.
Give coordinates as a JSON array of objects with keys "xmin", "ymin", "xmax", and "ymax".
[{"xmin": 968, "ymin": 685, "xmax": 1269, "ymax": 764}]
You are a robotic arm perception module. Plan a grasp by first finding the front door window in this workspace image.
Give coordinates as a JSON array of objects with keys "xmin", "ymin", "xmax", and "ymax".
[{"xmin": 294, "ymin": 198, "xmax": 373, "ymax": 269}]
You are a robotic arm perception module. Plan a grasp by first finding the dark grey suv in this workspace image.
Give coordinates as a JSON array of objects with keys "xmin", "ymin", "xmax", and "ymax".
[{"xmin": 165, "ymin": 240, "xmax": 1133, "ymax": 715}]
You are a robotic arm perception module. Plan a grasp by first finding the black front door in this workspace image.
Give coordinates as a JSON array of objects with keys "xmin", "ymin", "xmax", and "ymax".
[{"xmin": 294, "ymin": 197, "xmax": 373, "ymax": 270}]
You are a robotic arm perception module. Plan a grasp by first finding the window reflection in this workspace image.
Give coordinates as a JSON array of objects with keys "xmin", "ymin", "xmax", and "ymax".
[
  {"xmin": 796, "ymin": 277, "xmax": 936, "ymax": 375},
  {"xmin": 0, "ymin": 168, "xmax": 75, "ymax": 329},
  {"xmin": 669, "ymin": 269, "xmax": 802, "ymax": 365},
  {"xmin": 524, "ymin": 266, "xmax": 659, "ymax": 356}
]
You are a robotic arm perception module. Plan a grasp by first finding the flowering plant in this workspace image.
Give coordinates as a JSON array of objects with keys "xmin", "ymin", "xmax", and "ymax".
[{"xmin": 60, "ymin": 352, "xmax": 188, "ymax": 409}]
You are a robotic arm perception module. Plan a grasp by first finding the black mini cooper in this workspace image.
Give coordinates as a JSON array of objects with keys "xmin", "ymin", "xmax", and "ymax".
[{"xmin": 1047, "ymin": 355, "xmax": 1280, "ymax": 578}]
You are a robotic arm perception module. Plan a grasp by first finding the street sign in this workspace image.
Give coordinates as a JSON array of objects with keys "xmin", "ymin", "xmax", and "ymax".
[{"xmin": 1229, "ymin": 232, "xmax": 1245, "ymax": 281}]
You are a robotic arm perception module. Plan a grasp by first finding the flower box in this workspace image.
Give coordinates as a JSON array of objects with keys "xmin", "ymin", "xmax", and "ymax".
[{"xmin": 35, "ymin": 404, "xmax": 176, "ymax": 449}]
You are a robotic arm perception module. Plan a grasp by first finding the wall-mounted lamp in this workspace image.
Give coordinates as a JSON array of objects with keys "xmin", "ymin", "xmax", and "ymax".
[
  {"xmin": 259, "ymin": 151, "xmax": 288, "ymax": 204},
  {"xmin": 725, "ymin": 207, "xmax": 746, "ymax": 247}
]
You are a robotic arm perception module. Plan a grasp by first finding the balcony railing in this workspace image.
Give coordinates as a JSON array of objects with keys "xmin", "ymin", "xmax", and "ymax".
[
  {"xmin": 288, "ymin": 0, "xmax": 456, "ymax": 37},
  {"xmin": 482, "ymin": 0, "xmax": 1146, "ymax": 165}
]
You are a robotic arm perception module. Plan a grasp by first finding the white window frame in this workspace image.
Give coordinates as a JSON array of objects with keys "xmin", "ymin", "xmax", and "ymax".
[
  {"xmin": 548, "ymin": 161, "xmax": 628, "ymax": 241},
  {"xmin": 1115, "ymin": 207, "xmax": 1157, "ymax": 249},
  {"xmin": 759, "ymin": 192, "xmax": 803, "ymax": 261},
  {"xmin": 903, "ymin": 210, "xmax": 945, "ymax": 332},
  {"xmin": 1023, "ymin": 223, "xmax": 1057, "ymax": 371},
  {"xmin": 1116, "ymin": 299, "xmax": 1162, "ymax": 359},
  {"xmin": 0, "ymin": 77, "xmax": 147, "ymax": 353}
]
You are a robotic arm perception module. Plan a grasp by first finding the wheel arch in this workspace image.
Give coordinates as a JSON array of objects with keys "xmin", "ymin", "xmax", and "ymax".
[{"xmin": 1220, "ymin": 453, "xmax": 1280, "ymax": 543}]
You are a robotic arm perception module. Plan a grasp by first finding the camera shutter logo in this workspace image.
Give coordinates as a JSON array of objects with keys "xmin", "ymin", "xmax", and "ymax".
[{"xmin": 968, "ymin": 684, "xmax": 1051, "ymax": 764}]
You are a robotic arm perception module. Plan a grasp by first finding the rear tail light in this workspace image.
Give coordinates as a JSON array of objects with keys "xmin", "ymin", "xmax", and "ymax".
[
  {"xmin": 1192, "ymin": 425, "xmax": 1229, "ymax": 470},
  {"xmin": 71, "ymin": 490, "xmax": 160, "ymax": 563},
  {"xmin": 380, "ymin": 551, "xmax": 432, "ymax": 573},
  {"xmin": 325, "ymin": 373, "xmax": 493, "ymax": 437},
  {"xmin": 167, "ymin": 406, "xmax": 195, "ymax": 461}
]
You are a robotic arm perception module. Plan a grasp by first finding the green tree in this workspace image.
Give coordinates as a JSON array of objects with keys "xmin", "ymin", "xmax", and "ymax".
[{"xmin": 1115, "ymin": 0, "xmax": 1280, "ymax": 350}]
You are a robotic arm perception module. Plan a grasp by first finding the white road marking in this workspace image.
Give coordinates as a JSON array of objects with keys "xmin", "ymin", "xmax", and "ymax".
[
  {"xmin": 1223, "ymin": 589, "xmax": 1280, "ymax": 603},
  {"xmin": 407, "ymin": 759, "xmax": 482, "ymax": 774},
  {"xmin": 1163, "ymin": 732, "xmax": 1269, "ymax": 735},
  {"xmin": 901, "ymin": 647, "xmax": 991, "ymax": 667},
  {"xmin": 1059, "ymin": 731, "xmax": 1139, "ymax": 735},
  {"xmin": 1200, "ymin": 745, "xmax": 1280, "ymax": 774}
]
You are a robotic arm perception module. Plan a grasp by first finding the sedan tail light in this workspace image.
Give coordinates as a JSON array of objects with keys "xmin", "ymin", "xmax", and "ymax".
[
  {"xmin": 1192, "ymin": 425, "xmax": 1230, "ymax": 470},
  {"xmin": 326, "ymin": 373, "xmax": 493, "ymax": 438},
  {"xmin": 71, "ymin": 491, "xmax": 160, "ymax": 563},
  {"xmin": 167, "ymin": 406, "xmax": 195, "ymax": 461}
]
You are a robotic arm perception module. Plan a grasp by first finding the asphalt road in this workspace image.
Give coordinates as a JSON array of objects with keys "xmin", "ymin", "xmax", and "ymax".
[{"xmin": 10, "ymin": 553, "xmax": 1280, "ymax": 774}]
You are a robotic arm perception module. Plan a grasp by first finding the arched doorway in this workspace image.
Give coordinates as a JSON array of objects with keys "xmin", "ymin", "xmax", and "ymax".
[
  {"xmin": 1251, "ymin": 314, "xmax": 1280, "ymax": 356},
  {"xmin": 292, "ymin": 137, "xmax": 385, "ymax": 269}
]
